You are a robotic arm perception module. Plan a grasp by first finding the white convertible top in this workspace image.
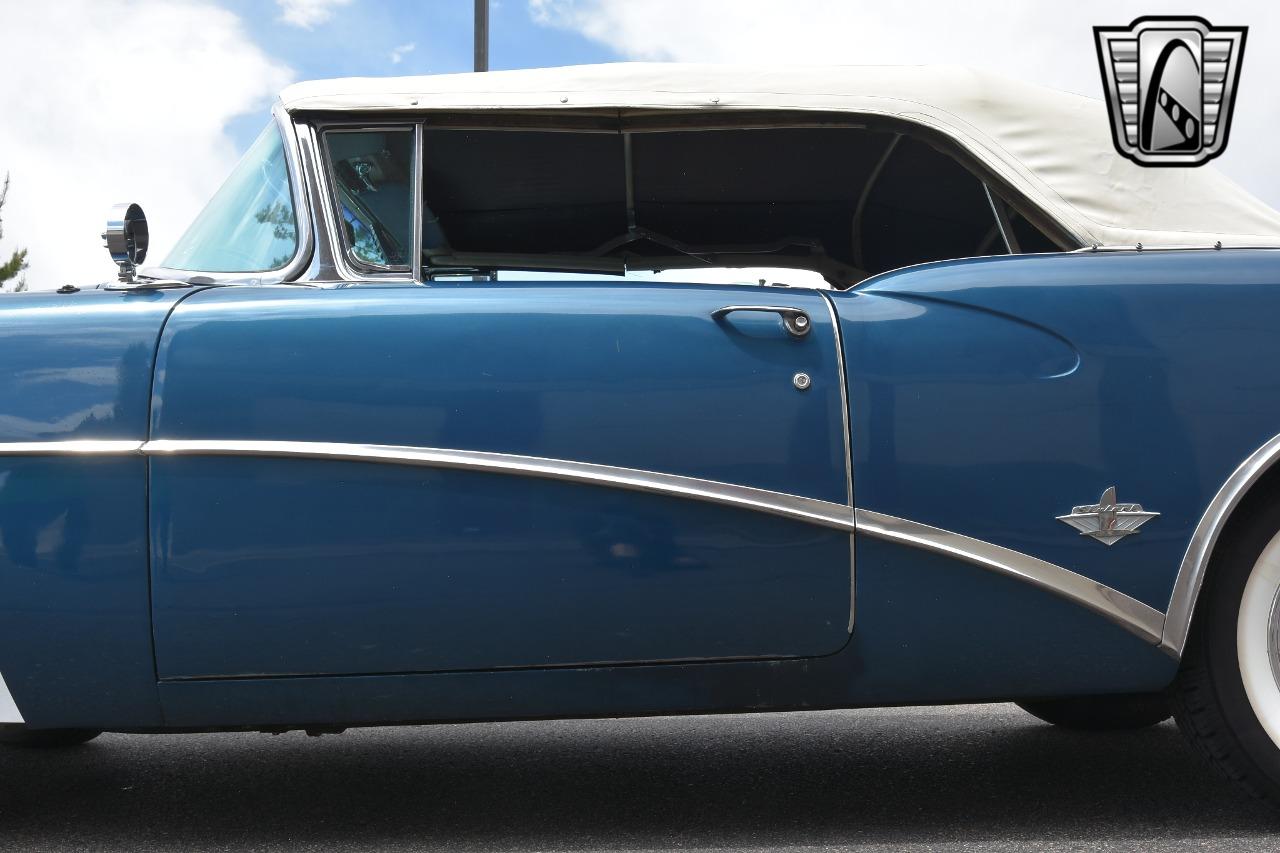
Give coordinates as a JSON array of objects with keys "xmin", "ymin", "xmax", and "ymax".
[{"xmin": 281, "ymin": 63, "xmax": 1280, "ymax": 249}]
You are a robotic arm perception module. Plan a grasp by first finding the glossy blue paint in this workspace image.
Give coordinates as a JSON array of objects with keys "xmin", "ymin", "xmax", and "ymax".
[
  {"xmin": 148, "ymin": 284, "xmax": 852, "ymax": 679},
  {"xmin": 5, "ymin": 249, "xmax": 1278, "ymax": 731},
  {"xmin": 0, "ymin": 459, "xmax": 160, "ymax": 727},
  {"xmin": 0, "ymin": 289, "xmax": 186, "ymax": 728},
  {"xmin": 158, "ymin": 534, "xmax": 1177, "ymax": 729},
  {"xmin": 0, "ymin": 289, "xmax": 185, "ymax": 441},
  {"xmin": 835, "ymin": 249, "xmax": 1280, "ymax": 612},
  {"xmin": 150, "ymin": 285, "xmax": 847, "ymax": 499},
  {"xmin": 150, "ymin": 457, "xmax": 853, "ymax": 677}
]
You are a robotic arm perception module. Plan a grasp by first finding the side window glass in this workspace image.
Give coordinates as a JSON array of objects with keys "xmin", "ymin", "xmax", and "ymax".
[
  {"xmin": 1008, "ymin": 208, "xmax": 1063, "ymax": 253},
  {"xmin": 323, "ymin": 128, "xmax": 414, "ymax": 268},
  {"xmin": 858, "ymin": 136, "xmax": 998, "ymax": 274}
]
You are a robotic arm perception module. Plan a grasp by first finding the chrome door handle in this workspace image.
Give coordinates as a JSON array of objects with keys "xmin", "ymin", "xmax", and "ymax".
[{"xmin": 712, "ymin": 305, "xmax": 812, "ymax": 338}]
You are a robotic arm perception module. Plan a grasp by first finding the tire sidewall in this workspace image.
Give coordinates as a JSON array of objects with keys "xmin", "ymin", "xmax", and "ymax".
[{"xmin": 1199, "ymin": 501, "xmax": 1280, "ymax": 789}]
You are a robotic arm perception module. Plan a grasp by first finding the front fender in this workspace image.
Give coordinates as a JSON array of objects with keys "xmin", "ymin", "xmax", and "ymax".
[{"xmin": 0, "ymin": 288, "xmax": 190, "ymax": 728}]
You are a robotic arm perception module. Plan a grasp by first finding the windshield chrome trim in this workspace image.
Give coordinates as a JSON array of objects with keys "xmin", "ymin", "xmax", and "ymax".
[
  {"xmin": 140, "ymin": 103, "xmax": 314, "ymax": 285},
  {"xmin": 296, "ymin": 122, "xmax": 345, "ymax": 282}
]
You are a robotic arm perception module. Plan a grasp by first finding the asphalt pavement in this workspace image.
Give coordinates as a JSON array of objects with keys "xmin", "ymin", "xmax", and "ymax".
[{"xmin": 1, "ymin": 703, "xmax": 1277, "ymax": 851}]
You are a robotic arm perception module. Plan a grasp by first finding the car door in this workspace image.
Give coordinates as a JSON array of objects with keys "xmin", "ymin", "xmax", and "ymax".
[{"xmin": 147, "ymin": 282, "xmax": 852, "ymax": 679}]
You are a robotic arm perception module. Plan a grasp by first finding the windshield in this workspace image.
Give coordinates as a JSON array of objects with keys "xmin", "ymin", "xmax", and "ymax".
[{"xmin": 162, "ymin": 123, "xmax": 299, "ymax": 273}]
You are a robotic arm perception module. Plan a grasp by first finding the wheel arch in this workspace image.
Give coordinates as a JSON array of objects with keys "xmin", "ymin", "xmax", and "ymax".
[{"xmin": 1164, "ymin": 432, "xmax": 1280, "ymax": 656}]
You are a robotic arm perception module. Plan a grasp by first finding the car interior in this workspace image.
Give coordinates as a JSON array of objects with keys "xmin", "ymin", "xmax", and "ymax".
[{"xmin": 320, "ymin": 114, "xmax": 1068, "ymax": 288}]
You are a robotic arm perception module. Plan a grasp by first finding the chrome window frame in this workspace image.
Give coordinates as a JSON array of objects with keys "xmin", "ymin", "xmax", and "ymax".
[
  {"xmin": 140, "ymin": 102, "xmax": 314, "ymax": 284},
  {"xmin": 312, "ymin": 120, "xmax": 420, "ymax": 283},
  {"xmin": 293, "ymin": 109, "xmax": 1081, "ymax": 287}
]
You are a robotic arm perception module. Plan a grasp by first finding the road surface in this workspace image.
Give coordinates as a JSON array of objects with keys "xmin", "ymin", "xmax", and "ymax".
[{"xmin": 1, "ymin": 703, "xmax": 1275, "ymax": 851}]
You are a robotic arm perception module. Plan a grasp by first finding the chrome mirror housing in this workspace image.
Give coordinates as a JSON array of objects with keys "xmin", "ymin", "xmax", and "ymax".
[{"xmin": 102, "ymin": 203, "xmax": 149, "ymax": 283}]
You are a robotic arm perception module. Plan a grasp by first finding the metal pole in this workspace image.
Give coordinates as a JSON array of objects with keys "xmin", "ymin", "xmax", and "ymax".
[{"xmin": 474, "ymin": 0, "xmax": 489, "ymax": 72}]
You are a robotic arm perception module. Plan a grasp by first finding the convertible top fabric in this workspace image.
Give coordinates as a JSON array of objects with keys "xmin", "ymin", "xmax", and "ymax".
[{"xmin": 280, "ymin": 63, "xmax": 1280, "ymax": 249}]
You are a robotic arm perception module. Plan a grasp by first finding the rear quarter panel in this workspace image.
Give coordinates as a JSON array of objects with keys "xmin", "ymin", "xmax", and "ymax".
[{"xmin": 835, "ymin": 250, "xmax": 1280, "ymax": 614}]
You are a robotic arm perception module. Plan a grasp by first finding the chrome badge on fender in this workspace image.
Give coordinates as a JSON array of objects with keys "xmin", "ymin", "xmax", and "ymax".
[
  {"xmin": 1057, "ymin": 487, "xmax": 1159, "ymax": 545},
  {"xmin": 1094, "ymin": 16, "xmax": 1247, "ymax": 167}
]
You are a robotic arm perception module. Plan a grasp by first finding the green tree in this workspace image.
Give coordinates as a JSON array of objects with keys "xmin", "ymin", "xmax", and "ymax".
[{"xmin": 0, "ymin": 172, "xmax": 29, "ymax": 292}]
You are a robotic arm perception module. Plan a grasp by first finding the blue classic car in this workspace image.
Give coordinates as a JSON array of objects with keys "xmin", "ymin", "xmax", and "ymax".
[{"xmin": 5, "ymin": 64, "xmax": 1280, "ymax": 801}]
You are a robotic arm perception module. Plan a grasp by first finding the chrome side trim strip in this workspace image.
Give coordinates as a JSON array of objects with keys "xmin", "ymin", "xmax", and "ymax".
[
  {"xmin": 856, "ymin": 509, "xmax": 1167, "ymax": 646},
  {"xmin": 1163, "ymin": 432, "xmax": 1280, "ymax": 655},
  {"xmin": 142, "ymin": 439, "xmax": 858, "ymax": 532},
  {"xmin": 0, "ymin": 438, "xmax": 1167, "ymax": 648},
  {"xmin": 0, "ymin": 440, "xmax": 143, "ymax": 456},
  {"xmin": 0, "ymin": 673, "xmax": 23, "ymax": 724}
]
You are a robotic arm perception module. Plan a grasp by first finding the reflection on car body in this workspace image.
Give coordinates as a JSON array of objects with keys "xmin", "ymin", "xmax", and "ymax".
[{"xmin": 3, "ymin": 63, "xmax": 1280, "ymax": 804}]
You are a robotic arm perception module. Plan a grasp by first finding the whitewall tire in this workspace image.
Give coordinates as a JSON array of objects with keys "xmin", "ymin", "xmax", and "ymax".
[
  {"xmin": 1236, "ymin": 528, "xmax": 1280, "ymax": 751},
  {"xmin": 1173, "ymin": 502, "xmax": 1280, "ymax": 805}
]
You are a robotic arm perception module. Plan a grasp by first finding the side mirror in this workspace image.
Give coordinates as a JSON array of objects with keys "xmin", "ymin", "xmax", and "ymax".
[{"xmin": 102, "ymin": 203, "xmax": 149, "ymax": 283}]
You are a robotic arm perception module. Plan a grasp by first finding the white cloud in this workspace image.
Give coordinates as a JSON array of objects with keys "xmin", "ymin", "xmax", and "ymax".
[
  {"xmin": 390, "ymin": 42, "xmax": 416, "ymax": 64},
  {"xmin": 527, "ymin": 0, "xmax": 555, "ymax": 24},
  {"xmin": 276, "ymin": 0, "xmax": 353, "ymax": 29},
  {"xmin": 0, "ymin": 1, "xmax": 292, "ymax": 290},
  {"xmin": 531, "ymin": 0, "xmax": 1279, "ymax": 209}
]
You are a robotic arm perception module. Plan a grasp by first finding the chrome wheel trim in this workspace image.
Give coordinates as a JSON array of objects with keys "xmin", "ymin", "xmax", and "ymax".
[
  {"xmin": 1236, "ymin": 528, "xmax": 1280, "ymax": 749},
  {"xmin": 1269, "ymin": 585, "xmax": 1280, "ymax": 697}
]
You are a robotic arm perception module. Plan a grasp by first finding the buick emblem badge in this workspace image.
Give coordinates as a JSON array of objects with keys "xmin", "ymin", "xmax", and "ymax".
[{"xmin": 1057, "ymin": 486, "xmax": 1160, "ymax": 546}]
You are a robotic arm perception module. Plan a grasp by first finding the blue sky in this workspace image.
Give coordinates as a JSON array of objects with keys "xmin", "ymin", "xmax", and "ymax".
[{"xmin": 221, "ymin": 0, "xmax": 618, "ymax": 152}]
